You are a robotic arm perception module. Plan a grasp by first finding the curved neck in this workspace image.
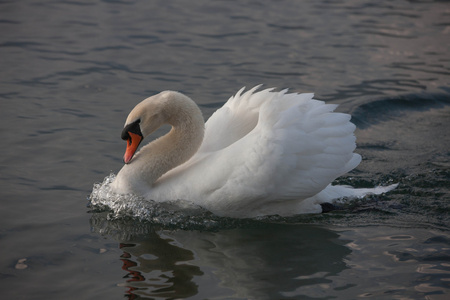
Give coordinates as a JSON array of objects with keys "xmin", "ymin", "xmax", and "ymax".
[{"xmin": 131, "ymin": 108, "xmax": 204, "ymax": 185}]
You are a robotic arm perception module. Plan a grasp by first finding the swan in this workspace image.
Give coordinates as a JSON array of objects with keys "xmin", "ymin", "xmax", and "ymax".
[{"xmin": 110, "ymin": 86, "xmax": 397, "ymax": 218}]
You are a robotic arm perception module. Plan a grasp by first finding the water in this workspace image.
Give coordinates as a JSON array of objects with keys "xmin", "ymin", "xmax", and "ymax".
[{"xmin": 1, "ymin": 0, "xmax": 449, "ymax": 299}]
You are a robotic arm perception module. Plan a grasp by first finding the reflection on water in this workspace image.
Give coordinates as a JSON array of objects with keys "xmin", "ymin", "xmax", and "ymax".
[
  {"xmin": 90, "ymin": 213, "xmax": 450, "ymax": 299},
  {"xmin": 90, "ymin": 214, "xmax": 350, "ymax": 299},
  {"xmin": 118, "ymin": 239, "xmax": 203, "ymax": 299}
]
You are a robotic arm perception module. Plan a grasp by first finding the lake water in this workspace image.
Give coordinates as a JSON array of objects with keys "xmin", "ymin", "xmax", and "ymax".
[{"xmin": 1, "ymin": 0, "xmax": 449, "ymax": 299}]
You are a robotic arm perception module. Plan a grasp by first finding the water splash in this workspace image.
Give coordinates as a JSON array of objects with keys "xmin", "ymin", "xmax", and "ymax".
[{"xmin": 88, "ymin": 174, "xmax": 235, "ymax": 230}]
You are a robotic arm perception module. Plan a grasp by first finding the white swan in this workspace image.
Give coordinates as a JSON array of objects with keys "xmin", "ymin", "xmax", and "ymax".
[{"xmin": 110, "ymin": 86, "xmax": 397, "ymax": 218}]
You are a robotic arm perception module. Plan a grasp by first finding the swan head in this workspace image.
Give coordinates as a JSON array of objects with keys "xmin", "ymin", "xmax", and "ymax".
[
  {"xmin": 120, "ymin": 91, "xmax": 203, "ymax": 164},
  {"xmin": 121, "ymin": 118, "xmax": 144, "ymax": 164}
]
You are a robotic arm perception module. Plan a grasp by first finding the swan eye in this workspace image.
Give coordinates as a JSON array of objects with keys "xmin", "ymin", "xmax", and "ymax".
[{"xmin": 121, "ymin": 119, "xmax": 142, "ymax": 141}]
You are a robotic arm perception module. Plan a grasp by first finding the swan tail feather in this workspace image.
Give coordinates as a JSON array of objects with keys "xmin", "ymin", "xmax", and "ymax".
[{"xmin": 313, "ymin": 183, "xmax": 399, "ymax": 204}]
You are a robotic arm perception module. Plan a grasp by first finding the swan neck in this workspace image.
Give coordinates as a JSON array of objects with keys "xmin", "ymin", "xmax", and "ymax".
[{"xmin": 138, "ymin": 102, "xmax": 204, "ymax": 185}]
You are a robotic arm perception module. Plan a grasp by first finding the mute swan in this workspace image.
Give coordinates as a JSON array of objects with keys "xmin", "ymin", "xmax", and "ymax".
[{"xmin": 110, "ymin": 86, "xmax": 397, "ymax": 218}]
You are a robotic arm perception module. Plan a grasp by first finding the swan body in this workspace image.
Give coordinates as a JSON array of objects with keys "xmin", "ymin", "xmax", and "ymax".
[{"xmin": 111, "ymin": 86, "xmax": 396, "ymax": 218}]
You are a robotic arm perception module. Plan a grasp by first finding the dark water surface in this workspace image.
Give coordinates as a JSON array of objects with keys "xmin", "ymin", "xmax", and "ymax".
[{"xmin": 1, "ymin": 1, "xmax": 449, "ymax": 299}]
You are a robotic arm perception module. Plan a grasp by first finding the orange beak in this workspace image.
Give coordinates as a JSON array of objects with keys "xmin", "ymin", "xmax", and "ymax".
[{"xmin": 124, "ymin": 132, "xmax": 143, "ymax": 164}]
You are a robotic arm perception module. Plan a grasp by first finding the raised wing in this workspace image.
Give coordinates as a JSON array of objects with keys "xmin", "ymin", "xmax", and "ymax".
[
  {"xmin": 155, "ymin": 87, "xmax": 361, "ymax": 217},
  {"xmin": 198, "ymin": 88, "xmax": 361, "ymax": 213}
]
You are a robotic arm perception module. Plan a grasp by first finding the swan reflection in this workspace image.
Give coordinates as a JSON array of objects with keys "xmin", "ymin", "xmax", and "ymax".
[
  {"xmin": 118, "ymin": 240, "xmax": 203, "ymax": 299},
  {"xmin": 90, "ymin": 213, "xmax": 351, "ymax": 299}
]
